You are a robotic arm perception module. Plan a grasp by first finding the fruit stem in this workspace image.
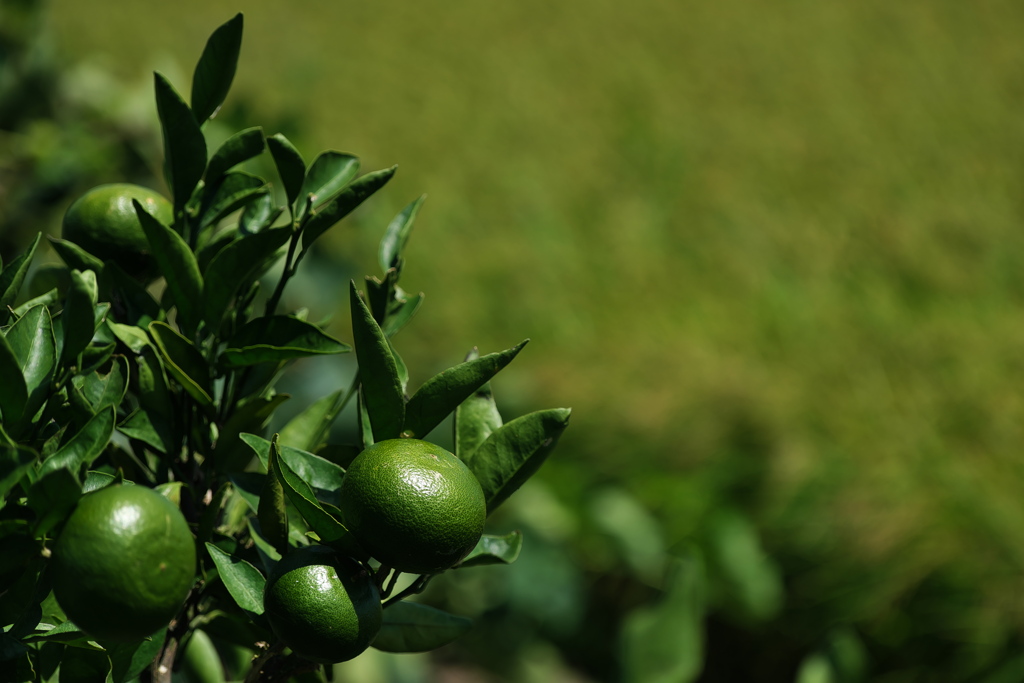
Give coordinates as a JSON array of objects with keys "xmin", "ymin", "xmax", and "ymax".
[{"xmin": 382, "ymin": 574, "xmax": 433, "ymax": 609}]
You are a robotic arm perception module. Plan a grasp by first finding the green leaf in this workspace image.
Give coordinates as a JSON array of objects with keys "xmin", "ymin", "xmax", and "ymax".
[
  {"xmin": 453, "ymin": 350, "xmax": 503, "ymax": 460},
  {"xmin": 205, "ymin": 543, "xmax": 266, "ymax": 616},
  {"xmin": 457, "ymin": 531, "xmax": 523, "ymax": 568},
  {"xmin": 373, "ymin": 602, "xmax": 471, "ymax": 653},
  {"xmin": 239, "ymin": 192, "xmax": 282, "ymax": 234},
  {"xmin": 207, "ymin": 127, "xmax": 266, "ymax": 182},
  {"xmin": 12, "ymin": 288, "xmax": 59, "ymax": 319},
  {"xmin": 148, "ymin": 321, "xmax": 214, "ymax": 412},
  {"xmin": 74, "ymin": 356, "xmax": 129, "ymax": 414},
  {"xmin": 620, "ymin": 553, "xmax": 706, "ymax": 683},
  {"xmin": 463, "ymin": 408, "xmax": 571, "ymax": 514},
  {"xmin": 268, "ymin": 437, "xmax": 349, "ymax": 543},
  {"xmin": 379, "ymin": 194, "xmax": 426, "ymax": 274},
  {"xmin": 49, "ymin": 236, "xmax": 104, "ymax": 275},
  {"xmin": 239, "ymin": 433, "xmax": 345, "ymax": 493},
  {"xmin": 403, "ymin": 340, "xmax": 527, "ymax": 440},
  {"xmin": 155, "ymin": 72, "xmax": 207, "ymax": 213},
  {"xmin": 259, "ymin": 440, "xmax": 289, "ymax": 557},
  {"xmin": 349, "ymin": 281, "xmax": 404, "ymax": 441},
  {"xmin": 60, "ymin": 270, "xmax": 98, "ymax": 367},
  {"xmin": 5, "ymin": 304, "xmax": 56, "ymax": 429},
  {"xmin": 191, "ymin": 12, "xmax": 243, "ymax": 124},
  {"xmin": 267, "ymin": 133, "xmax": 306, "ymax": 210},
  {"xmin": 277, "ymin": 388, "xmax": 348, "ymax": 454},
  {"xmin": 108, "ymin": 628, "xmax": 167, "ymax": 683},
  {"xmin": 705, "ymin": 509, "xmax": 783, "ymax": 622},
  {"xmin": 198, "ymin": 171, "xmax": 269, "ymax": 230},
  {"xmin": 381, "ymin": 290, "xmax": 423, "ymax": 338},
  {"xmin": 0, "ymin": 334, "xmax": 28, "ymax": 426},
  {"xmin": 83, "ymin": 470, "xmax": 121, "ymax": 493},
  {"xmin": 295, "ymin": 151, "xmax": 360, "ymax": 222},
  {"xmin": 136, "ymin": 201, "xmax": 204, "ymax": 338},
  {"xmin": 221, "ymin": 315, "xmax": 350, "ymax": 368},
  {"xmin": 38, "ymin": 406, "xmax": 116, "ymax": 478},
  {"xmin": 0, "ymin": 444, "xmax": 37, "ymax": 503},
  {"xmin": 118, "ymin": 408, "xmax": 176, "ymax": 455},
  {"xmin": 590, "ymin": 487, "xmax": 666, "ymax": 585},
  {"xmin": 300, "ymin": 166, "xmax": 397, "ymax": 256},
  {"xmin": 0, "ymin": 232, "xmax": 40, "ymax": 323},
  {"xmin": 27, "ymin": 467, "xmax": 81, "ymax": 537},
  {"xmin": 203, "ymin": 227, "xmax": 292, "ymax": 331}
]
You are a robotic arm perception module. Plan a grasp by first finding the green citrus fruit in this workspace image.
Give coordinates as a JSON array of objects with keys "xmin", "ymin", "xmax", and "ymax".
[
  {"xmin": 263, "ymin": 545, "xmax": 382, "ymax": 663},
  {"xmin": 61, "ymin": 183, "xmax": 173, "ymax": 280},
  {"xmin": 339, "ymin": 439, "xmax": 487, "ymax": 574},
  {"xmin": 51, "ymin": 484, "xmax": 196, "ymax": 642}
]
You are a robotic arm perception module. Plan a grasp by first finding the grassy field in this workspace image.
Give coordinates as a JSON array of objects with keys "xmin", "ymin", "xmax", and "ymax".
[{"xmin": 39, "ymin": 0, "xmax": 1024, "ymax": 680}]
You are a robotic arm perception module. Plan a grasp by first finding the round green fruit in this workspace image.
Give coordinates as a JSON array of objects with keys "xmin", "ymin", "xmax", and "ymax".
[
  {"xmin": 51, "ymin": 484, "xmax": 196, "ymax": 642},
  {"xmin": 263, "ymin": 545, "xmax": 382, "ymax": 663},
  {"xmin": 61, "ymin": 183, "xmax": 172, "ymax": 280},
  {"xmin": 339, "ymin": 439, "xmax": 486, "ymax": 575}
]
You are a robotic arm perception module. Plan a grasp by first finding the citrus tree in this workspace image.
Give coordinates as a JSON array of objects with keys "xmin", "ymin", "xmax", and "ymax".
[{"xmin": 0, "ymin": 13, "xmax": 570, "ymax": 682}]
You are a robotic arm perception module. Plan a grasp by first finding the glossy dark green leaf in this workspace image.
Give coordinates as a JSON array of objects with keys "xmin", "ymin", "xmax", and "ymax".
[
  {"xmin": 453, "ymin": 350, "xmax": 503, "ymax": 460},
  {"xmin": 203, "ymin": 226, "xmax": 291, "ymax": 330},
  {"xmin": 239, "ymin": 192, "xmax": 282, "ymax": 234},
  {"xmin": 27, "ymin": 467, "xmax": 81, "ymax": 537},
  {"xmin": 295, "ymin": 151, "xmax": 360, "ymax": 222},
  {"xmin": 136, "ymin": 201, "xmax": 204, "ymax": 338},
  {"xmin": 373, "ymin": 602, "xmax": 471, "ymax": 653},
  {"xmin": 300, "ymin": 166, "xmax": 397, "ymax": 256},
  {"xmin": 12, "ymin": 289, "xmax": 59, "ymax": 319},
  {"xmin": 118, "ymin": 408, "xmax": 176, "ymax": 455},
  {"xmin": 82, "ymin": 470, "xmax": 121, "ymax": 493},
  {"xmin": 207, "ymin": 127, "xmax": 265, "ymax": 182},
  {"xmin": 205, "ymin": 543, "xmax": 266, "ymax": 616},
  {"xmin": 48, "ymin": 236, "xmax": 104, "ymax": 275},
  {"xmin": 277, "ymin": 388, "xmax": 349, "ymax": 454},
  {"xmin": 379, "ymin": 194, "xmax": 426, "ymax": 274},
  {"xmin": 198, "ymin": 172, "xmax": 269, "ymax": 231},
  {"xmin": 404, "ymin": 340, "xmax": 527, "ymax": 440},
  {"xmin": 191, "ymin": 12, "xmax": 243, "ymax": 124},
  {"xmin": 221, "ymin": 315, "xmax": 349, "ymax": 368},
  {"xmin": 269, "ymin": 437, "xmax": 349, "ymax": 543},
  {"xmin": 213, "ymin": 394, "xmax": 290, "ymax": 473},
  {"xmin": 75, "ymin": 356, "xmax": 128, "ymax": 414},
  {"xmin": 0, "ymin": 333, "xmax": 28, "ymax": 425},
  {"xmin": 620, "ymin": 552, "xmax": 706, "ymax": 683},
  {"xmin": 239, "ymin": 433, "xmax": 345, "ymax": 493},
  {"xmin": 267, "ymin": 133, "xmax": 305, "ymax": 210},
  {"xmin": 60, "ymin": 270, "xmax": 97, "ymax": 368},
  {"xmin": 259, "ymin": 441, "xmax": 289, "ymax": 557},
  {"xmin": 0, "ymin": 233, "xmax": 40, "ymax": 324},
  {"xmin": 463, "ymin": 408, "xmax": 571, "ymax": 514},
  {"xmin": 107, "ymin": 627, "xmax": 167, "ymax": 683},
  {"xmin": 37, "ymin": 406, "xmax": 116, "ymax": 478},
  {"xmin": 155, "ymin": 72, "xmax": 207, "ymax": 212},
  {"xmin": 349, "ymin": 281, "xmax": 404, "ymax": 441},
  {"xmin": 458, "ymin": 531, "xmax": 523, "ymax": 568},
  {"xmin": 7, "ymin": 304, "xmax": 56, "ymax": 419},
  {"xmin": 0, "ymin": 444, "xmax": 37, "ymax": 502},
  {"xmin": 148, "ymin": 321, "xmax": 214, "ymax": 411}
]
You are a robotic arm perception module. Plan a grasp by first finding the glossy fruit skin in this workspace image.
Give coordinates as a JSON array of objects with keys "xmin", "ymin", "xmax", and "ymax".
[
  {"xmin": 263, "ymin": 545, "xmax": 382, "ymax": 663},
  {"xmin": 339, "ymin": 439, "xmax": 487, "ymax": 575},
  {"xmin": 61, "ymin": 183, "xmax": 173, "ymax": 280},
  {"xmin": 51, "ymin": 484, "xmax": 196, "ymax": 642}
]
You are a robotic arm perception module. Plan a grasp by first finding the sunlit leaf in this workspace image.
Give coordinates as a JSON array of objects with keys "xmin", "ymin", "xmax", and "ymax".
[
  {"xmin": 37, "ymin": 406, "xmax": 116, "ymax": 478},
  {"xmin": 453, "ymin": 350, "xmax": 502, "ymax": 460},
  {"xmin": 205, "ymin": 543, "xmax": 266, "ymax": 616},
  {"xmin": 137, "ymin": 202, "xmax": 204, "ymax": 338},
  {"xmin": 300, "ymin": 166, "xmax": 397, "ymax": 257},
  {"xmin": 191, "ymin": 12, "xmax": 243, "ymax": 124},
  {"xmin": 198, "ymin": 171, "xmax": 269, "ymax": 230},
  {"xmin": 259, "ymin": 441, "xmax": 289, "ymax": 557},
  {"xmin": 207, "ymin": 127, "xmax": 266, "ymax": 182},
  {"xmin": 148, "ymin": 321, "xmax": 214, "ymax": 412},
  {"xmin": 463, "ymin": 408, "xmax": 570, "ymax": 513},
  {"xmin": 155, "ymin": 72, "xmax": 207, "ymax": 213},
  {"xmin": 349, "ymin": 281, "xmax": 404, "ymax": 441},
  {"xmin": 458, "ymin": 531, "xmax": 523, "ymax": 568},
  {"xmin": 277, "ymin": 388, "xmax": 349, "ymax": 454},
  {"xmin": 220, "ymin": 314, "xmax": 348, "ymax": 368},
  {"xmin": 295, "ymin": 151, "xmax": 360, "ymax": 222},
  {"xmin": 0, "ymin": 232, "xmax": 40, "ymax": 324},
  {"xmin": 379, "ymin": 194, "xmax": 426, "ymax": 275},
  {"xmin": 403, "ymin": 340, "xmax": 527, "ymax": 440}
]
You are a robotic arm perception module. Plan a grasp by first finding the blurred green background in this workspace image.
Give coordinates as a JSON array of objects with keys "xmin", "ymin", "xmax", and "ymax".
[{"xmin": 5, "ymin": 0, "xmax": 1024, "ymax": 680}]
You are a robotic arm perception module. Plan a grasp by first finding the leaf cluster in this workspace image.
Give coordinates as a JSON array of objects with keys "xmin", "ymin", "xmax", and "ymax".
[{"xmin": 0, "ymin": 13, "xmax": 569, "ymax": 682}]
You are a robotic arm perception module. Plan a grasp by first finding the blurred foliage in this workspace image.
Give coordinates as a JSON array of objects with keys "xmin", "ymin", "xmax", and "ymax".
[{"xmin": 5, "ymin": 0, "xmax": 1024, "ymax": 680}]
